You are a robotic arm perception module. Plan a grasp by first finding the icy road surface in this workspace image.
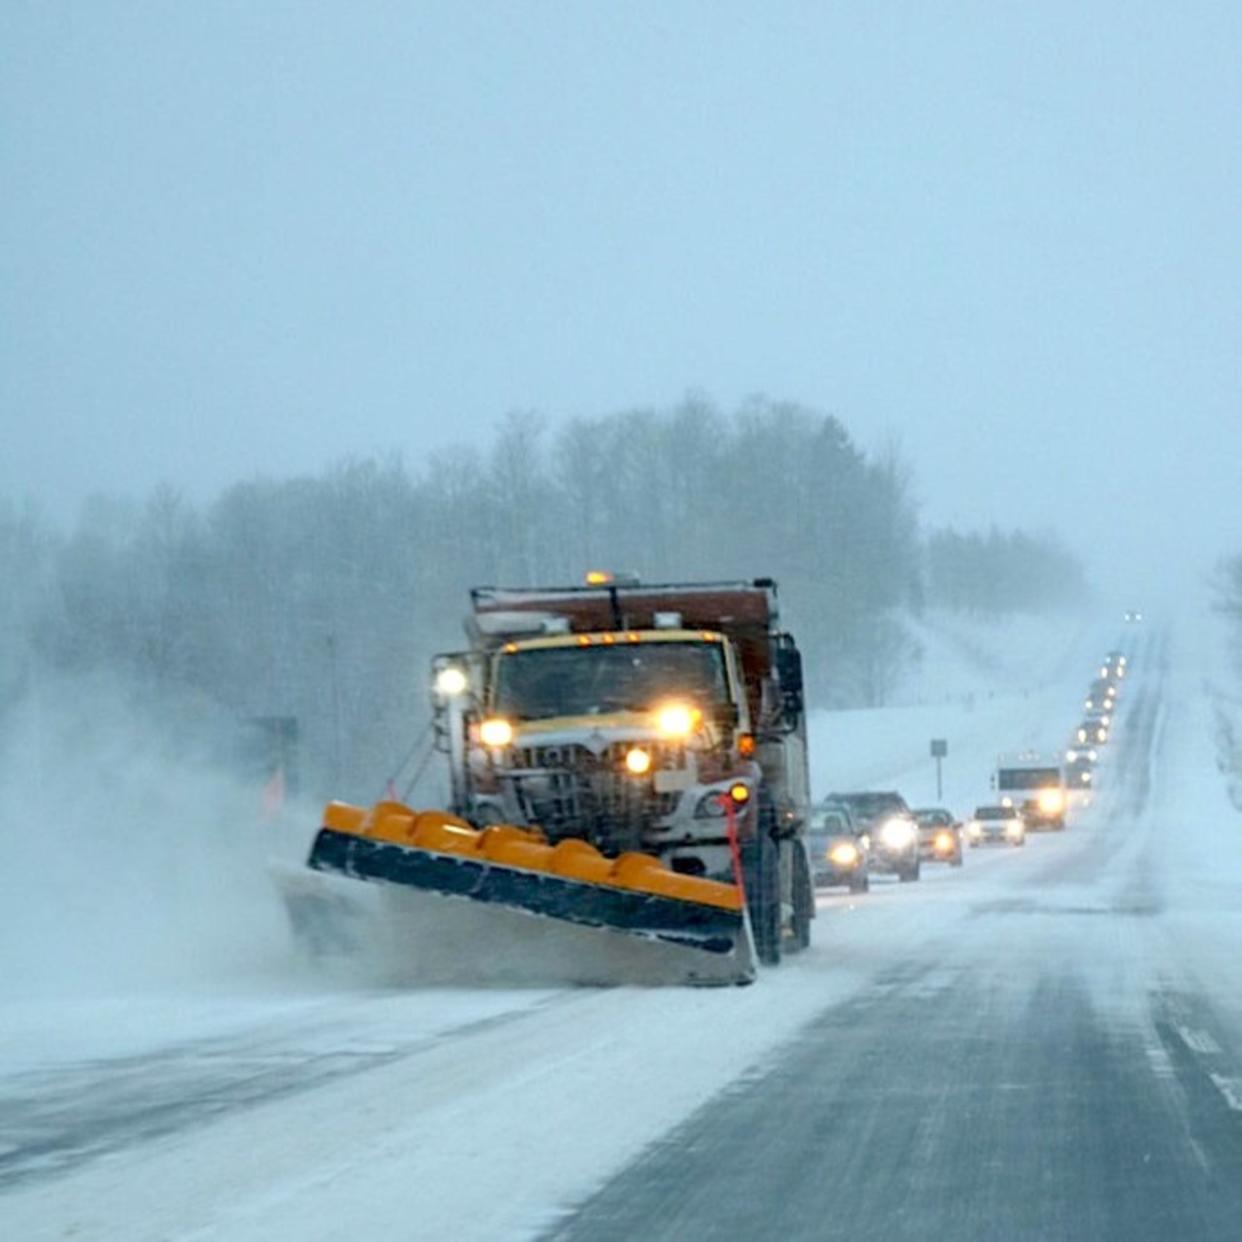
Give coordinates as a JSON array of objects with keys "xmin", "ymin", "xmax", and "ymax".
[{"xmin": 5, "ymin": 623, "xmax": 1242, "ymax": 1239}]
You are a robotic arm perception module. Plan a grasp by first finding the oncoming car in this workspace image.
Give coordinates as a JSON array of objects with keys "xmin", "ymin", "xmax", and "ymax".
[
  {"xmin": 807, "ymin": 801, "xmax": 870, "ymax": 894},
  {"xmin": 827, "ymin": 791, "xmax": 921, "ymax": 882},
  {"xmin": 1064, "ymin": 744, "xmax": 1098, "ymax": 793},
  {"xmin": 966, "ymin": 805, "xmax": 1026, "ymax": 847},
  {"xmin": 913, "ymin": 808, "xmax": 963, "ymax": 867},
  {"xmin": 1077, "ymin": 718, "xmax": 1110, "ymax": 746}
]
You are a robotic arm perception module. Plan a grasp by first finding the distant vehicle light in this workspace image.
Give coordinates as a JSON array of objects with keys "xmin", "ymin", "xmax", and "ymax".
[
  {"xmin": 585, "ymin": 570, "xmax": 613, "ymax": 585},
  {"xmin": 480, "ymin": 718, "xmax": 513, "ymax": 748},
  {"xmin": 933, "ymin": 831, "xmax": 955, "ymax": 853}
]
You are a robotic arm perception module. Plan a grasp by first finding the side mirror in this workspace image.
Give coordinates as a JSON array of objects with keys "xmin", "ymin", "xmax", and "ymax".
[{"xmin": 775, "ymin": 639, "xmax": 804, "ymax": 720}]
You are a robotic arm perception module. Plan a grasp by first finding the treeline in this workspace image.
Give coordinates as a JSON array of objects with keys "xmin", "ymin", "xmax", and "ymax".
[
  {"xmin": 0, "ymin": 397, "xmax": 1084, "ymax": 801},
  {"xmin": 1216, "ymin": 553, "xmax": 1242, "ymax": 671},
  {"xmin": 925, "ymin": 527, "xmax": 1088, "ymax": 616}
]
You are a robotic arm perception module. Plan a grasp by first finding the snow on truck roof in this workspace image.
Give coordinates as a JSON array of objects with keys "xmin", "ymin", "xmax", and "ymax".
[{"xmin": 467, "ymin": 580, "xmax": 783, "ymax": 696}]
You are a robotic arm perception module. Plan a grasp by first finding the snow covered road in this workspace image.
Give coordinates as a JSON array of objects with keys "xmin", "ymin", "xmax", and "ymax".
[{"xmin": 5, "ymin": 620, "xmax": 1242, "ymax": 1239}]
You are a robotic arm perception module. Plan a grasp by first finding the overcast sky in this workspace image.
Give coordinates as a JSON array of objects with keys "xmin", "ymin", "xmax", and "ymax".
[{"xmin": 3, "ymin": 3, "xmax": 1240, "ymax": 597}]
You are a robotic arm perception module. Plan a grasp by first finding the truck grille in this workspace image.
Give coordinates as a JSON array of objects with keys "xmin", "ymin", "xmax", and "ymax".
[{"xmin": 502, "ymin": 742, "xmax": 687, "ymax": 856}]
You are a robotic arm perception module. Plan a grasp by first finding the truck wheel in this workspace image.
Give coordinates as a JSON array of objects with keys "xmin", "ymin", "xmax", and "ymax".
[
  {"xmin": 789, "ymin": 844, "xmax": 813, "ymax": 952},
  {"xmin": 746, "ymin": 804, "xmax": 782, "ymax": 967}
]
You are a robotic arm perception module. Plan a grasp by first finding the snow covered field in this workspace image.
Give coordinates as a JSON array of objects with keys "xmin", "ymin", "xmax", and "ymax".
[{"xmin": 5, "ymin": 608, "xmax": 1242, "ymax": 1240}]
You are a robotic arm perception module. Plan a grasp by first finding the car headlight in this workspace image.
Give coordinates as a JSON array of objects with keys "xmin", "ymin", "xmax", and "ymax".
[
  {"xmin": 880, "ymin": 817, "xmax": 915, "ymax": 849},
  {"xmin": 1005, "ymin": 821, "xmax": 1023, "ymax": 838},
  {"xmin": 829, "ymin": 842, "xmax": 859, "ymax": 866},
  {"xmin": 933, "ymin": 831, "xmax": 955, "ymax": 853},
  {"xmin": 967, "ymin": 821, "xmax": 981, "ymax": 836},
  {"xmin": 1081, "ymin": 771, "xmax": 1092, "ymax": 783}
]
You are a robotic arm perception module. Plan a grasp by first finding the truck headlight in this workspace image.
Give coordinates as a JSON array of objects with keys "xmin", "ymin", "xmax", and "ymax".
[
  {"xmin": 479, "ymin": 718, "xmax": 513, "ymax": 748},
  {"xmin": 624, "ymin": 747, "xmax": 652, "ymax": 775},
  {"xmin": 694, "ymin": 784, "xmax": 750, "ymax": 818},
  {"xmin": 656, "ymin": 702, "xmax": 701, "ymax": 738},
  {"xmin": 1037, "ymin": 789, "xmax": 1064, "ymax": 815}
]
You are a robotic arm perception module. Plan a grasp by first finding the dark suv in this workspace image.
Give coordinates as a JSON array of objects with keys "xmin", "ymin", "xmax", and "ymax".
[{"xmin": 826, "ymin": 791, "xmax": 920, "ymax": 882}]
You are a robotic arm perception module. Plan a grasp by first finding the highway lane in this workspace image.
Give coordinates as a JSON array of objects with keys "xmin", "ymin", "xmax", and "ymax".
[{"xmin": 546, "ymin": 630, "xmax": 1242, "ymax": 1241}]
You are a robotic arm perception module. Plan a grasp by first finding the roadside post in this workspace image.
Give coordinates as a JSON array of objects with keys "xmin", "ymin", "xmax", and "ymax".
[{"xmin": 930, "ymin": 738, "xmax": 948, "ymax": 801}]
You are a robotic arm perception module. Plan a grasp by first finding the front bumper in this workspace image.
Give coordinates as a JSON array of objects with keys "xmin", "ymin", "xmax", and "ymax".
[
  {"xmin": 969, "ymin": 829, "xmax": 1021, "ymax": 846},
  {"xmin": 812, "ymin": 859, "xmax": 866, "ymax": 887},
  {"xmin": 868, "ymin": 845, "xmax": 918, "ymax": 874}
]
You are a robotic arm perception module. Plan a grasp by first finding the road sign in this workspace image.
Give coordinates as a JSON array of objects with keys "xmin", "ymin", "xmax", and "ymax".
[{"xmin": 930, "ymin": 739, "xmax": 947, "ymax": 800}]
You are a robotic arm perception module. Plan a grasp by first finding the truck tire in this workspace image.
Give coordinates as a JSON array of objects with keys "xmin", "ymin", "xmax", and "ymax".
[
  {"xmin": 789, "ymin": 842, "xmax": 813, "ymax": 953},
  {"xmin": 746, "ymin": 801, "xmax": 782, "ymax": 967}
]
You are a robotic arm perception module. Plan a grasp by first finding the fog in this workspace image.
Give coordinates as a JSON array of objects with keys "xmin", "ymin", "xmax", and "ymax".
[
  {"xmin": 0, "ymin": 673, "xmax": 301, "ymax": 998},
  {"xmin": 3, "ymin": 5, "xmax": 1242, "ymax": 1000},
  {"xmin": 4, "ymin": 4, "xmax": 1242, "ymax": 600}
]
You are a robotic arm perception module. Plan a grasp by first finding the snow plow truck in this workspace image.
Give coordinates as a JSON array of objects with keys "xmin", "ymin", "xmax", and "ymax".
[{"xmin": 284, "ymin": 576, "xmax": 815, "ymax": 986}]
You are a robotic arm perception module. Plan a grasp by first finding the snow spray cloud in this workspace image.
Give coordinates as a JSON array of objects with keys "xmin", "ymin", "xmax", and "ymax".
[{"xmin": 0, "ymin": 672, "xmax": 313, "ymax": 998}]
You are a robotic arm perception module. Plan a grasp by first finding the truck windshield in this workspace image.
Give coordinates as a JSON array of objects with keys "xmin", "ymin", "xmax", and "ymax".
[
  {"xmin": 492, "ymin": 641, "xmax": 731, "ymax": 721},
  {"xmin": 997, "ymin": 768, "xmax": 1061, "ymax": 789}
]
